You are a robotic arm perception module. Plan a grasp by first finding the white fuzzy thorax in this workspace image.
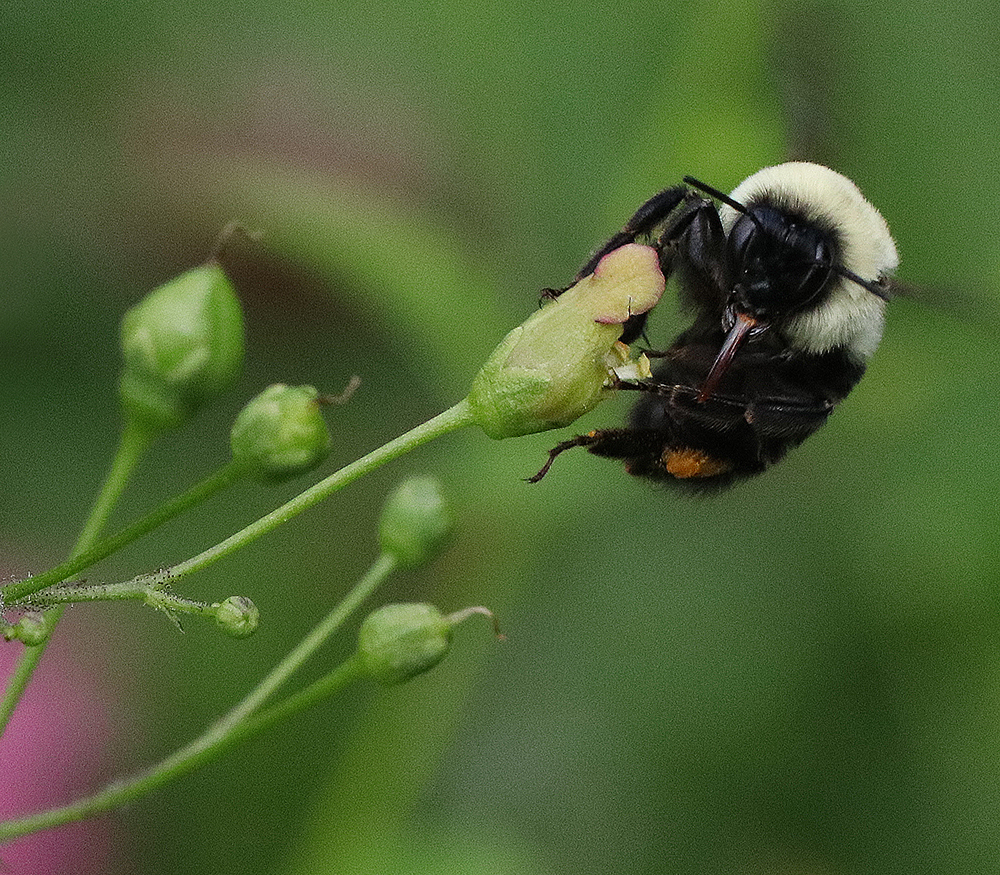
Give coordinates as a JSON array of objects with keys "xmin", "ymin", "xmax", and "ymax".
[{"xmin": 719, "ymin": 162, "xmax": 899, "ymax": 361}]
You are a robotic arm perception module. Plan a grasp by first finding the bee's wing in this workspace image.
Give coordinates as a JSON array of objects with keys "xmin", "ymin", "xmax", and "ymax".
[{"xmin": 886, "ymin": 279, "xmax": 998, "ymax": 327}]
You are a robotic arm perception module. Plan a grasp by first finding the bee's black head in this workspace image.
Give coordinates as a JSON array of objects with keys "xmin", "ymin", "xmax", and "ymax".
[
  {"xmin": 725, "ymin": 204, "xmax": 836, "ymax": 319},
  {"xmin": 689, "ymin": 163, "xmax": 898, "ymax": 360}
]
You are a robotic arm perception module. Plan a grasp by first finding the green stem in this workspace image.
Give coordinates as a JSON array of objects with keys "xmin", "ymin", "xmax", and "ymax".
[
  {"xmin": 0, "ymin": 657, "xmax": 366, "ymax": 843},
  {"xmin": 167, "ymin": 398, "xmax": 474, "ymax": 583},
  {"xmin": 2, "ymin": 461, "xmax": 245, "ymax": 604},
  {"xmin": 8, "ymin": 400, "xmax": 473, "ymax": 613},
  {"xmin": 6, "ymin": 399, "xmax": 472, "ymax": 607},
  {"xmin": 0, "ymin": 417, "xmax": 156, "ymax": 738},
  {"xmin": 0, "ymin": 551, "xmax": 398, "ymax": 842},
  {"xmin": 0, "ymin": 399, "xmax": 476, "ymax": 833},
  {"xmin": 70, "ymin": 419, "xmax": 156, "ymax": 555},
  {"xmin": 215, "ymin": 551, "xmax": 397, "ymax": 731},
  {"xmin": 23, "ymin": 577, "xmax": 214, "ymax": 619}
]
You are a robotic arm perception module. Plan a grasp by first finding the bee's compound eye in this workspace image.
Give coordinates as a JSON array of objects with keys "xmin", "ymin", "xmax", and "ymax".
[{"xmin": 726, "ymin": 214, "xmax": 759, "ymax": 273}]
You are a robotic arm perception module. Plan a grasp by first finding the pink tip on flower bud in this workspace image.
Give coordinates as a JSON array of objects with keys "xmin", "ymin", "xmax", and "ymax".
[
  {"xmin": 467, "ymin": 244, "xmax": 664, "ymax": 439},
  {"xmin": 589, "ymin": 244, "xmax": 666, "ymax": 324}
]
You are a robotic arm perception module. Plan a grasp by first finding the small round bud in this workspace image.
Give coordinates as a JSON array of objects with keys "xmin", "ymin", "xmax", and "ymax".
[
  {"xmin": 6, "ymin": 612, "xmax": 49, "ymax": 647},
  {"xmin": 214, "ymin": 595, "xmax": 259, "ymax": 638},
  {"xmin": 378, "ymin": 477, "xmax": 452, "ymax": 569},
  {"xmin": 119, "ymin": 263, "xmax": 245, "ymax": 430},
  {"xmin": 356, "ymin": 603, "xmax": 452, "ymax": 685},
  {"xmin": 230, "ymin": 384, "xmax": 332, "ymax": 482},
  {"xmin": 467, "ymin": 244, "xmax": 664, "ymax": 439}
]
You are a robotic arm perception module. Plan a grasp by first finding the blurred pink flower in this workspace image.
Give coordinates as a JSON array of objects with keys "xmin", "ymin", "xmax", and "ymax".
[{"xmin": 0, "ymin": 611, "xmax": 130, "ymax": 874}]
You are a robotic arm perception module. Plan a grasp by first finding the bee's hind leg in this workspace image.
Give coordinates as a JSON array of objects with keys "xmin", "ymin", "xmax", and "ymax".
[
  {"xmin": 526, "ymin": 433, "xmax": 605, "ymax": 483},
  {"xmin": 526, "ymin": 427, "xmax": 664, "ymax": 483}
]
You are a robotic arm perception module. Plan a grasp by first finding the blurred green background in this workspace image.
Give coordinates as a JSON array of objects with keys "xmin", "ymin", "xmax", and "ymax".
[{"xmin": 3, "ymin": 1, "xmax": 1000, "ymax": 873}]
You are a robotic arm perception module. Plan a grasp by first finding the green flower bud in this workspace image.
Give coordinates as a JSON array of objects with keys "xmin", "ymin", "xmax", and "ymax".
[
  {"xmin": 378, "ymin": 477, "xmax": 452, "ymax": 569},
  {"xmin": 467, "ymin": 244, "xmax": 664, "ymax": 439},
  {"xmin": 119, "ymin": 263, "xmax": 245, "ymax": 431},
  {"xmin": 214, "ymin": 595, "xmax": 259, "ymax": 638},
  {"xmin": 230, "ymin": 384, "xmax": 332, "ymax": 482},
  {"xmin": 356, "ymin": 603, "xmax": 452, "ymax": 685},
  {"xmin": 3, "ymin": 612, "xmax": 49, "ymax": 647}
]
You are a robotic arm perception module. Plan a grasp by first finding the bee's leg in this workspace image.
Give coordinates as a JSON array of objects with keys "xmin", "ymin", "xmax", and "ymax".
[
  {"xmin": 668, "ymin": 195, "xmax": 729, "ymax": 305},
  {"xmin": 526, "ymin": 433, "xmax": 603, "ymax": 482},
  {"xmin": 538, "ymin": 187, "xmax": 694, "ymax": 308},
  {"xmin": 608, "ymin": 377, "xmax": 703, "ymax": 403},
  {"xmin": 546, "ymin": 186, "xmax": 728, "ymax": 343},
  {"xmin": 573, "ymin": 186, "xmax": 692, "ymax": 282},
  {"xmin": 617, "ymin": 196, "xmax": 724, "ymax": 344},
  {"xmin": 743, "ymin": 395, "xmax": 835, "ymax": 440},
  {"xmin": 526, "ymin": 426, "xmax": 674, "ymax": 482},
  {"xmin": 615, "ymin": 378, "xmax": 835, "ymax": 437}
]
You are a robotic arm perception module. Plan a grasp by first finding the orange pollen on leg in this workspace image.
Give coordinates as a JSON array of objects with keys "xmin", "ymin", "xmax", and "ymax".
[{"xmin": 663, "ymin": 447, "xmax": 733, "ymax": 479}]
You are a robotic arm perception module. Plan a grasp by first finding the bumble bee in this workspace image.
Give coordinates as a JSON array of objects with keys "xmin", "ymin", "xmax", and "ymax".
[{"xmin": 530, "ymin": 162, "xmax": 899, "ymax": 488}]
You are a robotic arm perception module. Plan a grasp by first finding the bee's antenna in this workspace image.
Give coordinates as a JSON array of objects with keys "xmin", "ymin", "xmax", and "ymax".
[
  {"xmin": 684, "ymin": 176, "xmax": 769, "ymax": 237},
  {"xmin": 831, "ymin": 265, "xmax": 892, "ymax": 301},
  {"xmin": 683, "ymin": 176, "xmax": 751, "ymax": 216},
  {"xmin": 685, "ymin": 175, "xmax": 892, "ymax": 304}
]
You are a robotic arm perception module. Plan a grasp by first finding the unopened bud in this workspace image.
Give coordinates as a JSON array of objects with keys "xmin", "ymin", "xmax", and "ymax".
[
  {"xmin": 119, "ymin": 263, "xmax": 245, "ymax": 430},
  {"xmin": 214, "ymin": 595, "xmax": 259, "ymax": 638},
  {"xmin": 467, "ymin": 244, "xmax": 663, "ymax": 439},
  {"xmin": 230, "ymin": 384, "xmax": 332, "ymax": 482},
  {"xmin": 356, "ymin": 603, "xmax": 452, "ymax": 685},
  {"xmin": 3, "ymin": 612, "xmax": 49, "ymax": 647},
  {"xmin": 378, "ymin": 477, "xmax": 452, "ymax": 569}
]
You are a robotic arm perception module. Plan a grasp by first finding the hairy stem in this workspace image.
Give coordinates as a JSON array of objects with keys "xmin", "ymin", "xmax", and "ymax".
[
  {"xmin": 0, "ymin": 551, "xmax": 399, "ymax": 841},
  {"xmin": 2, "ymin": 461, "xmax": 245, "ymax": 605},
  {"xmin": 0, "ymin": 417, "xmax": 155, "ymax": 737}
]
